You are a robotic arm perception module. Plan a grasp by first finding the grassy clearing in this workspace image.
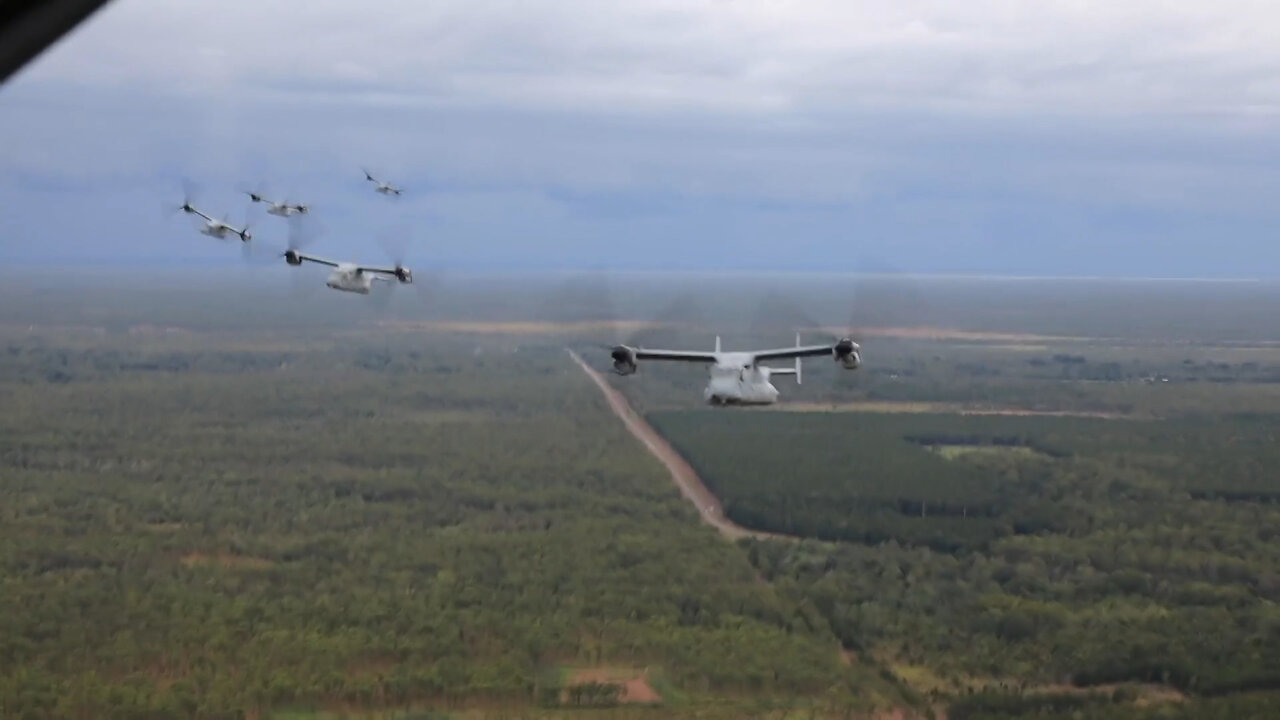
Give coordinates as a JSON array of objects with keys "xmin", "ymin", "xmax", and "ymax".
[{"xmin": 929, "ymin": 444, "xmax": 1049, "ymax": 460}]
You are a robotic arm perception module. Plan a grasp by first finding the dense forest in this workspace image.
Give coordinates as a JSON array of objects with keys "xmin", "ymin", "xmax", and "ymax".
[
  {"xmin": 6, "ymin": 278, "xmax": 1280, "ymax": 718},
  {"xmin": 650, "ymin": 410, "xmax": 1280, "ymax": 712},
  {"xmin": 649, "ymin": 410, "xmax": 1280, "ymax": 545},
  {"xmin": 0, "ymin": 325, "xmax": 907, "ymax": 719}
]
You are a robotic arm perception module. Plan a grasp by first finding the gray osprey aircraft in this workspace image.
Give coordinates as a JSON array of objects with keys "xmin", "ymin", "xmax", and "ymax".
[
  {"xmin": 243, "ymin": 189, "xmax": 309, "ymax": 217},
  {"xmin": 610, "ymin": 334, "xmax": 861, "ymax": 406},
  {"xmin": 176, "ymin": 200, "xmax": 252, "ymax": 243},
  {"xmin": 282, "ymin": 248, "xmax": 413, "ymax": 294},
  {"xmin": 362, "ymin": 169, "xmax": 403, "ymax": 196}
]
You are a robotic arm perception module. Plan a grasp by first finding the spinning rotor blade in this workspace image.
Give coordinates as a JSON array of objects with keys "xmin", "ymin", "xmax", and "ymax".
[
  {"xmin": 545, "ymin": 272, "xmax": 708, "ymax": 366},
  {"xmin": 375, "ymin": 225, "xmax": 411, "ymax": 268},
  {"xmin": 223, "ymin": 210, "xmax": 255, "ymax": 244},
  {"xmin": 288, "ymin": 260, "xmax": 321, "ymax": 299},
  {"xmin": 374, "ymin": 225, "xmax": 441, "ymax": 306},
  {"xmin": 162, "ymin": 177, "xmax": 202, "ymax": 220},
  {"xmin": 626, "ymin": 291, "xmax": 706, "ymax": 350},
  {"xmin": 749, "ymin": 291, "xmax": 827, "ymax": 340},
  {"xmin": 279, "ymin": 217, "xmax": 329, "ymax": 298},
  {"xmin": 180, "ymin": 177, "xmax": 201, "ymax": 206},
  {"xmin": 743, "ymin": 277, "xmax": 874, "ymax": 397},
  {"xmin": 279, "ymin": 182, "xmax": 303, "ymax": 213},
  {"xmin": 237, "ymin": 180, "xmax": 269, "ymax": 203},
  {"xmin": 287, "ymin": 215, "xmax": 325, "ymax": 252},
  {"xmin": 242, "ymin": 197, "xmax": 268, "ymax": 236}
]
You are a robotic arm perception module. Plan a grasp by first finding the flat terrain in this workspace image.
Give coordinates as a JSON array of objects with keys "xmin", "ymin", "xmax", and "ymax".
[
  {"xmin": 0, "ymin": 309, "xmax": 902, "ymax": 719},
  {"xmin": 6, "ymin": 274, "xmax": 1280, "ymax": 720}
]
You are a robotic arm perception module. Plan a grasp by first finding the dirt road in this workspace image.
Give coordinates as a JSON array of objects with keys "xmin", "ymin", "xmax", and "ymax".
[{"xmin": 567, "ymin": 349, "xmax": 789, "ymax": 542}]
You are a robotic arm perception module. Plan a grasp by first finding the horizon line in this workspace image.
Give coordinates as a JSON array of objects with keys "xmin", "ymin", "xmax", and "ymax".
[{"xmin": 0, "ymin": 263, "xmax": 1266, "ymax": 284}]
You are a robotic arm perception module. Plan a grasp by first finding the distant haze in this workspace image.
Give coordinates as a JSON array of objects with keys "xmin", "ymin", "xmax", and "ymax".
[{"xmin": 4, "ymin": 1, "xmax": 1280, "ymax": 277}]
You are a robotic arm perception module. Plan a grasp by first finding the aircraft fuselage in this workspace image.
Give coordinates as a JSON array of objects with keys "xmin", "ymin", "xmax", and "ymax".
[
  {"xmin": 326, "ymin": 266, "xmax": 376, "ymax": 294},
  {"xmin": 704, "ymin": 361, "xmax": 782, "ymax": 406}
]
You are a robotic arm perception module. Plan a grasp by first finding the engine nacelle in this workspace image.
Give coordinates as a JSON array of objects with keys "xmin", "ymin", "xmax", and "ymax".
[
  {"xmin": 610, "ymin": 345, "xmax": 637, "ymax": 375},
  {"xmin": 284, "ymin": 249, "xmax": 303, "ymax": 266},
  {"xmin": 394, "ymin": 265, "xmax": 413, "ymax": 284},
  {"xmin": 834, "ymin": 338, "xmax": 861, "ymax": 370}
]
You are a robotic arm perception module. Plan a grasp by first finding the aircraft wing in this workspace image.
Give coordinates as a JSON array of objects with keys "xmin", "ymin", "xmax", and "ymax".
[
  {"xmin": 356, "ymin": 264, "xmax": 400, "ymax": 277},
  {"xmin": 750, "ymin": 343, "xmax": 838, "ymax": 362},
  {"xmin": 296, "ymin": 252, "xmax": 340, "ymax": 268},
  {"xmin": 631, "ymin": 348, "xmax": 719, "ymax": 363}
]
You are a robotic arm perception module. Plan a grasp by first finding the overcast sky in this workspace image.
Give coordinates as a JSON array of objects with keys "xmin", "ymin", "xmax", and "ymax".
[{"xmin": 5, "ymin": 0, "xmax": 1280, "ymax": 276}]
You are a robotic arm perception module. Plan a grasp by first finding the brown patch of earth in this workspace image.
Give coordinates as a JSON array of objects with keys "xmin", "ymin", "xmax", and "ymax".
[
  {"xmin": 858, "ymin": 326, "xmax": 1088, "ymax": 343},
  {"xmin": 958, "ymin": 408, "xmax": 1124, "ymax": 419},
  {"xmin": 566, "ymin": 668, "xmax": 662, "ymax": 704},
  {"xmin": 179, "ymin": 552, "xmax": 273, "ymax": 570},
  {"xmin": 377, "ymin": 320, "xmax": 660, "ymax": 335}
]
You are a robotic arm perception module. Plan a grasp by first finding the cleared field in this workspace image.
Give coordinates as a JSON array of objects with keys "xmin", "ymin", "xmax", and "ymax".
[
  {"xmin": 928, "ymin": 444, "xmax": 1049, "ymax": 460},
  {"xmin": 375, "ymin": 320, "xmax": 659, "ymax": 335}
]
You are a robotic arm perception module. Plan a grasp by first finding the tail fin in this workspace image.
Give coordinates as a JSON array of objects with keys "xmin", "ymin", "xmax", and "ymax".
[
  {"xmin": 795, "ymin": 332, "xmax": 803, "ymax": 385},
  {"xmin": 715, "ymin": 335, "xmax": 721, "ymax": 353}
]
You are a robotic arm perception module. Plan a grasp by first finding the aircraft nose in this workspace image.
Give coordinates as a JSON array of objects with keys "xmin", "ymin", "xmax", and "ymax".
[{"xmin": 705, "ymin": 377, "xmax": 737, "ymax": 399}]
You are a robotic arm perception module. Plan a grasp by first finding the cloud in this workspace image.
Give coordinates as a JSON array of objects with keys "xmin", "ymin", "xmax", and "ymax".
[
  {"xmin": 6, "ymin": 0, "xmax": 1280, "ymax": 277},
  {"xmin": 22, "ymin": 0, "xmax": 1280, "ymax": 117}
]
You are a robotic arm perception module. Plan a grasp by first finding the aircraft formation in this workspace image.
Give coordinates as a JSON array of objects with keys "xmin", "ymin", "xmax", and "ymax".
[
  {"xmin": 171, "ymin": 170, "xmax": 413, "ymax": 297},
  {"xmin": 170, "ymin": 169, "xmax": 860, "ymax": 406}
]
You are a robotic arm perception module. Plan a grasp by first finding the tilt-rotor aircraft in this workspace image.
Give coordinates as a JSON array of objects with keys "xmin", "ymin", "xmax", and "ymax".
[
  {"xmin": 244, "ymin": 190, "xmax": 309, "ymax": 217},
  {"xmin": 362, "ymin": 169, "xmax": 403, "ymax": 196},
  {"xmin": 177, "ymin": 200, "xmax": 252, "ymax": 243},
  {"xmin": 609, "ymin": 334, "xmax": 861, "ymax": 406},
  {"xmin": 282, "ymin": 248, "xmax": 413, "ymax": 295}
]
